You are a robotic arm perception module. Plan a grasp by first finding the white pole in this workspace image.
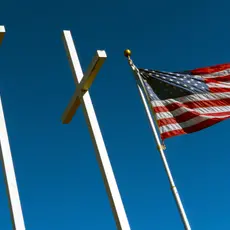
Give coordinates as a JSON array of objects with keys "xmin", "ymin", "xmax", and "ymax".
[
  {"xmin": 126, "ymin": 52, "xmax": 191, "ymax": 230},
  {"xmin": 62, "ymin": 31, "xmax": 131, "ymax": 230},
  {"xmin": 0, "ymin": 26, "xmax": 26, "ymax": 230},
  {"xmin": 0, "ymin": 98, "xmax": 26, "ymax": 230}
]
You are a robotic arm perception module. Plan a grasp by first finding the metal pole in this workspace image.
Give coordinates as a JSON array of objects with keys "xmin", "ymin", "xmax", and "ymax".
[{"xmin": 125, "ymin": 50, "xmax": 191, "ymax": 230}]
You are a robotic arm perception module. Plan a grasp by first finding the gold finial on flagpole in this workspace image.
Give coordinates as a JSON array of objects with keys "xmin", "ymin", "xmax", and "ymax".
[{"xmin": 124, "ymin": 49, "xmax": 131, "ymax": 57}]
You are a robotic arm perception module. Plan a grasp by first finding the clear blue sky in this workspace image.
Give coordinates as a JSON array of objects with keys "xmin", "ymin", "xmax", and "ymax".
[{"xmin": 0, "ymin": 0, "xmax": 230, "ymax": 229}]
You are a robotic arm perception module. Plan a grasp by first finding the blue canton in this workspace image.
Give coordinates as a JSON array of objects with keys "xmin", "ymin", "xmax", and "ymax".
[{"xmin": 139, "ymin": 69, "xmax": 210, "ymax": 101}]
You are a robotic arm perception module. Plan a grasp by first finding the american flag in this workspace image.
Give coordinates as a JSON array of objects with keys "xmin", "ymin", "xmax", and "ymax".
[{"xmin": 138, "ymin": 63, "xmax": 230, "ymax": 140}]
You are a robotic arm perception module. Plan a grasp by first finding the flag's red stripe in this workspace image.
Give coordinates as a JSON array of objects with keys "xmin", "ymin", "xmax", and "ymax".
[
  {"xmin": 205, "ymin": 75, "xmax": 230, "ymax": 82},
  {"xmin": 153, "ymin": 98, "xmax": 230, "ymax": 113},
  {"xmin": 161, "ymin": 129, "xmax": 186, "ymax": 140},
  {"xmin": 157, "ymin": 111, "xmax": 230, "ymax": 127},
  {"xmin": 191, "ymin": 64, "xmax": 230, "ymax": 75},
  {"xmin": 161, "ymin": 117, "xmax": 226, "ymax": 140},
  {"xmin": 209, "ymin": 87, "xmax": 230, "ymax": 93}
]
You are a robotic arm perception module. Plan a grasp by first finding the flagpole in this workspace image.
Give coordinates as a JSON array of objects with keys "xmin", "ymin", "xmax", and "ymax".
[{"xmin": 124, "ymin": 49, "xmax": 191, "ymax": 230}]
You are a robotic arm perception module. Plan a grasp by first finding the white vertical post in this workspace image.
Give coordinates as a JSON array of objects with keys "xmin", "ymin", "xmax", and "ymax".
[
  {"xmin": 0, "ymin": 98, "xmax": 26, "ymax": 230},
  {"xmin": 62, "ymin": 31, "xmax": 130, "ymax": 230},
  {"xmin": 0, "ymin": 26, "xmax": 26, "ymax": 230},
  {"xmin": 126, "ymin": 53, "xmax": 191, "ymax": 230}
]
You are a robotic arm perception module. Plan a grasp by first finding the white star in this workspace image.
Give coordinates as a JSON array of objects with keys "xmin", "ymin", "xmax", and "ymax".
[
  {"xmin": 194, "ymin": 84, "xmax": 198, "ymax": 86},
  {"xmin": 191, "ymin": 87, "xmax": 194, "ymax": 90},
  {"xmin": 170, "ymin": 79, "xmax": 173, "ymax": 81},
  {"xmin": 187, "ymin": 81, "xmax": 191, "ymax": 83},
  {"xmin": 184, "ymin": 84, "xmax": 187, "ymax": 87},
  {"xmin": 176, "ymin": 81, "xmax": 180, "ymax": 84}
]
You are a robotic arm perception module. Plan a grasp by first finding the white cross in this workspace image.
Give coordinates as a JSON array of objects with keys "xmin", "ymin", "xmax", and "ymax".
[
  {"xmin": 0, "ymin": 26, "xmax": 26, "ymax": 229},
  {"xmin": 61, "ymin": 30, "xmax": 130, "ymax": 230}
]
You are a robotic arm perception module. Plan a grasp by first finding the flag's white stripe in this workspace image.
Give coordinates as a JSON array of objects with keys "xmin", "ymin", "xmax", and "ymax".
[
  {"xmin": 155, "ymin": 105, "xmax": 230, "ymax": 120},
  {"xmin": 160, "ymin": 123, "xmax": 182, "ymax": 134},
  {"xmin": 200, "ymin": 68, "xmax": 230, "ymax": 78},
  {"xmin": 151, "ymin": 92, "xmax": 230, "ymax": 107},
  {"xmin": 159, "ymin": 113, "xmax": 229, "ymax": 134},
  {"xmin": 159, "ymin": 116, "xmax": 208, "ymax": 133},
  {"xmin": 207, "ymin": 82, "xmax": 230, "ymax": 88}
]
